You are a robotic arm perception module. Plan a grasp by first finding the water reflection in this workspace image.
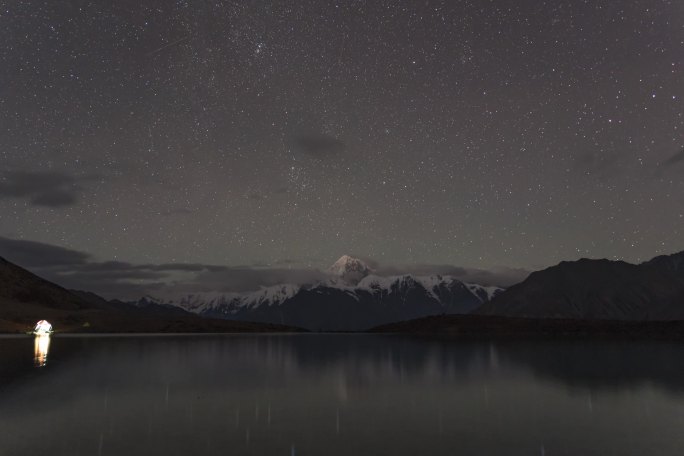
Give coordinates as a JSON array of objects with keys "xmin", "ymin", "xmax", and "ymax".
[
  {"xmin": 33, "ymin": 334, "xmax": 50, "ymax": 367},
  {"xmin": 1, "ymin": 335, "xmax": 684, "ymax": 456}
]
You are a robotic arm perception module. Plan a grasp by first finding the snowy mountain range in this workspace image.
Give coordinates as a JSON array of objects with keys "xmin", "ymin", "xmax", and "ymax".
[{"xmin": 136, "ymin": 256, "xmax": 502, "ymax": 331}]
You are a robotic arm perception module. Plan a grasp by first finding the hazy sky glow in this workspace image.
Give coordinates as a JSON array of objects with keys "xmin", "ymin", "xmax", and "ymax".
[{"xmin": 1, "ymin": 1, "xmax": 683, "ymax": 291}]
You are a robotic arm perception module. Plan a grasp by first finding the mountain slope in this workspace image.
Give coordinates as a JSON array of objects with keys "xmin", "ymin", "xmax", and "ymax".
[
  {"xmin": 0, "ymin": 257, "xmax": 300, "ymax": 333},
  {"xmin": 0, "ymin": 256, "xmax": 96, "ymax": 312},
  {"xmin": 477, "ymin": 253, "xmax": 684, "ymax": 320},
  {"xmin": 644, "ymin": 251, "xmax": 684, "ymax": 273}
]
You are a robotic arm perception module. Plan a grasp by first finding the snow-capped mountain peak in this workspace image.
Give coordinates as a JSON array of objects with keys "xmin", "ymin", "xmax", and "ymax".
[
  {"xmin": 134, "ymin": 272, "xmax": 504, "ymax": 331},
  {"xmin": 132, "ymin": 257, "xmax": 506, "ymax": 330},
  {"xmin": 329, "ymin": 255, "xmax": 371, "ymax": 284}
]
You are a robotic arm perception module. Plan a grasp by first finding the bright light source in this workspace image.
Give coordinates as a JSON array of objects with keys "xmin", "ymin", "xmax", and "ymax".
[{"xmin": 33, "ymin": 320, "xmax": 53, "ymax": 336}]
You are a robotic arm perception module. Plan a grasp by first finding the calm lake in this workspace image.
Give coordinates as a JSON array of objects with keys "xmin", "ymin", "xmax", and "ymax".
[{"xmin": 1, "ymin": 334, "xmax": 684, "ymax": 455}]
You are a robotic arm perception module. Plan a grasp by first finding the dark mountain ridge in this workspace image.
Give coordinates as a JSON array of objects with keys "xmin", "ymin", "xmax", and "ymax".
[
  {"xmin": 476, "ymin": 251, "xmax": 684, "ymax": 320},
  {"xmin": 0, "ymin": 256, "xmax": 300, "ymax": 333},
  {"xmin": 0, "ymin": 256, "xmax": 95, "ymax": 312},
  {"xmin": 4, "ymin": 248, "xmax": 684, "ymax": 334}
]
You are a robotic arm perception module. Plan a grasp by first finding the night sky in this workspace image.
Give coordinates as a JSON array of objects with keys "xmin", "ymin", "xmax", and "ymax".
[{"xmin": 1, "ymin": 1, "xmax": 683, "ymax": 297}]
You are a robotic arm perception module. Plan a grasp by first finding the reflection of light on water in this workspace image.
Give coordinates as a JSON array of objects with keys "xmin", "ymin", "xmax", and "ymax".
[{"xmin": 34, "ymin": 335, "xmax": 51, "ymax": 367}]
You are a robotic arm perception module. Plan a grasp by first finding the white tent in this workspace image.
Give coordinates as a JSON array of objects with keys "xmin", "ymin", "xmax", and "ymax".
[{"xmin": 33, "ymin": 320, "xmax": 53, "ymax": 335}]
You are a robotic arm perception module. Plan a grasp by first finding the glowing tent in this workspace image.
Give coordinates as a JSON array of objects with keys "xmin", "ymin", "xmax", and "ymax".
[{"xmin": 33, "ymin": 320, "xmax": 53, "ymax": 336}]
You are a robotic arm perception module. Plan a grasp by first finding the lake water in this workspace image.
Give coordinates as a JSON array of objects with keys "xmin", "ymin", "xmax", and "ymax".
[{"xmin": 1, "ymin": 334, "xmax": 684, "ymax": 455}]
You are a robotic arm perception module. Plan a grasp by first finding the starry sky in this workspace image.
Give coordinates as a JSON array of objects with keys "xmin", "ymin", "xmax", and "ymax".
[{"xmin": 1, "ymin": 1, "xmax": 683, "ymax": 297}]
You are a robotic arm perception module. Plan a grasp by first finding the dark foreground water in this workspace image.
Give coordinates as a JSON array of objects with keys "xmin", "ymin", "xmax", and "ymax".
[{"xmin": 1, "ymin": 334, "xmax": 684, "ymax": 455}]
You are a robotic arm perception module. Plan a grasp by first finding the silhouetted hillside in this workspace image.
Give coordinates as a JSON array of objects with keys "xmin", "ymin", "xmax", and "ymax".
[
  {"xmin": 476, "ymin": 252, "xmax": 684, "ymax": 320},
  {"xmin": 0, "ymin": 257, "xmax": 301, "ymax": 333}
]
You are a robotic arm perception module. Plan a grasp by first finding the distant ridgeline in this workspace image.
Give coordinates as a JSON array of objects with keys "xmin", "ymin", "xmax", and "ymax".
[
  {"xmin": 476, "ymin": 250, "xmax": 684, "ymax": 320},
  {"xmin": 0, "ymin": 256, "xmax": 298, "ymax": 333},
  {"xmin": 139, "ymin": 251, "xmax": 684, "ymax": 331},
  {"xmin": 2, "ymin": 250, "xmax": 684, "ymax": 333},
  {"xmin": 135, "ymin": 255, "xmax": 503, "ymax": 331}
]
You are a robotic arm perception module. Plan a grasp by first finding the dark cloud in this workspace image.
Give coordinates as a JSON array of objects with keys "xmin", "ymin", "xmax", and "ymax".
[
  {"xmin": 31, "ymin": 190, "xmax": 79, "ymax": 207},
  {"xmin": 1, "ymin": 236, "xmax": 527, "ymax": 300},
  {"xmin": 0, "ymin": 236, "xmax": 91, "ymax": 267},
  {"xmin": 188, "ymin": 267, "xmax": 327, "ymax": 293},
  {"xmin": 0, "ymin": 170, "xmax": 94, "ymax": 207},
  {"xmin": 448, "ymin": 266, "xmax": 531, "ymax": 288},
  {"xmin": 63, "ymin": 260, "xmax": 225, "ymax": 274},
  {"xmin": 152, "ymin": 263, "xmax": 228, "ymax": 272},
  {"xmin": 271, "ymin": 259, "xmax": 299, "ymax": 266},
  {"xmin": 62, "ymin": 263, "xmax": 325, "ymax": 299},
  {"xmin": 0, "ymin": 236, "xmax": 326, "ymax": 299},
  {"xmin": 58, "ymin": 278, "xmax": 170, "ymax": 300},
  {"xmin": 361, "ymin": 258, "xmax": 466, "ymax": 277},
  {"xmin": 63, "ymin": 267, "xmax": 169, "ymax": 281},
  {"xmin": 291, "ymin": 133, "xmax": 346, "ymax": 157},
  {"xmin": 662, "ymin": 147, "xmax": 684, "ymax": 167},
  {"xmin": 360, "ymin": 257, "xmax": 529, "ymax": 288},
  {"xmin": 379, "ymin": 264, "xmax": 468, "ymax": 277}
]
